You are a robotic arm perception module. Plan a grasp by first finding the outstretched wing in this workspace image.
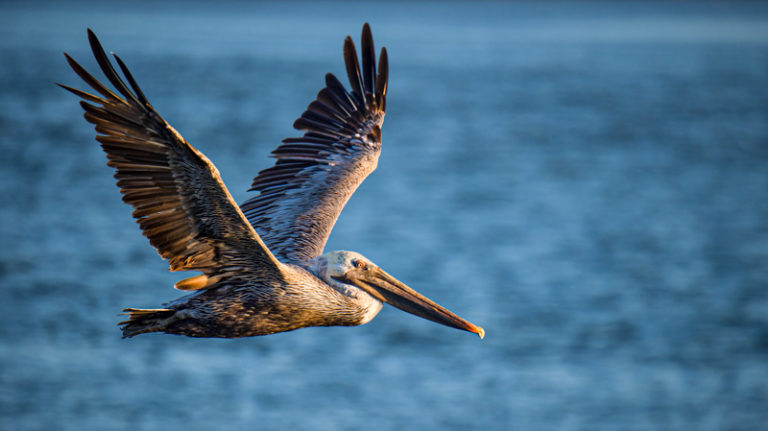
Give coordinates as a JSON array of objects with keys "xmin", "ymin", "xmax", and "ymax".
[
  {"xmin": 61, "ymin": 29, "xmax": 283, "ymax": 288},
  {"xmin": 241, "ymin": 23, "xmax": 388, "ymax": 265}
]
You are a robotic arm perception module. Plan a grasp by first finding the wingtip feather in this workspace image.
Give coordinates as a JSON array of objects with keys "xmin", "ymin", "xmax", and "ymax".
[
  {"xmin": 376, "ymin": 47, "xmax": 388, "ymax": 112},
  {"xmin": 87, "ymin": 29, "xmax": 141, "ymax": 106},
  {"xmin": 113, "ymin": 53, "xmax": 150, "ymax": 106},
  {"xmin": 343, "ymin": 35, "xmax": 365, "ymax": 106},
  {"xmin": 361, "ymin": 23, "xmax": 375, "ymax": 96}
]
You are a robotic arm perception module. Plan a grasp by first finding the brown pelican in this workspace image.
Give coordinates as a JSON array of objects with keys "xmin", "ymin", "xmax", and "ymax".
[{"xmin": 60, "ymin": 24, "xmax": 484, "ymax": 339}]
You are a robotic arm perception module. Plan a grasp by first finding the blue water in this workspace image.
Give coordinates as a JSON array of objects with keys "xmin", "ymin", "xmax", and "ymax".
[{"xmin": 1, "ymin": 1, "xmax": 767, "ymax": 430}]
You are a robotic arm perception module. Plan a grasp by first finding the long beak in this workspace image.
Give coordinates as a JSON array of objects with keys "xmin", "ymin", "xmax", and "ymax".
[{"xmin": 344, "ymin": 267, "xmax": 485, "ymax": 338}]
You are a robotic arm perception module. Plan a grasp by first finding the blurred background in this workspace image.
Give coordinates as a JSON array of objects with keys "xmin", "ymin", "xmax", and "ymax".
[{"xmin": 1, "ymin": 1, "xmax": 767, "ymax": 430}]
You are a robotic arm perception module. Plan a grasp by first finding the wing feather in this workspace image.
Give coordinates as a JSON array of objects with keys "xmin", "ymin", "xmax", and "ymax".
[
  {"xmin": 61, "ymin": 29, "xmax": 283, "ymax": 283},
  {"xmin": 241, "ymin": 23, "xmax": 388, "ymax": 265},
  {"xmin": 361, "ymin": 24, "xmax": 375, "ymax": 97}
]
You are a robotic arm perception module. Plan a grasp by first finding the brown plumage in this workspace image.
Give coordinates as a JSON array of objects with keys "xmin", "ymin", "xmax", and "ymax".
[{"xmin": 61, "ymin": 25, "xmax": 484, "ymax": 339}]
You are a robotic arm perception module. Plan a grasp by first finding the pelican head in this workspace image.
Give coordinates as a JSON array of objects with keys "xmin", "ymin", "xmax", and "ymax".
[{"xmin": 322, "ymin": 250, "xmax": 485, "ymax": 338}]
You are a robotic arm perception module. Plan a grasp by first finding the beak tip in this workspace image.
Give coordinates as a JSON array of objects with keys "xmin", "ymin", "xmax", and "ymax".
[{"xmin": 474, "ymin": 325, "xmax": 485, "ymax": 339}]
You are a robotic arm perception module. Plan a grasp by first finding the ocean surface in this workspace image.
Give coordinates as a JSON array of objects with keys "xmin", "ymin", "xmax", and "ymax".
[{"xmin": 1, "ymin": 1, "xmax": 767, "ymax": 430}]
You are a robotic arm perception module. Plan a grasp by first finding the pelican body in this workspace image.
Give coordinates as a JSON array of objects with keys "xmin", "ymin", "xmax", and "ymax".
[{"xmin": 61, "ymin": 25, "xmax": 484, "ymax": 339}]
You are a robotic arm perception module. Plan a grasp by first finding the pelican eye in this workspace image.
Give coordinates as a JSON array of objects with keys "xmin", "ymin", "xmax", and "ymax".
[{"xmin": 353, "ymin": 259, "xmax": 366, "ymax": 270}]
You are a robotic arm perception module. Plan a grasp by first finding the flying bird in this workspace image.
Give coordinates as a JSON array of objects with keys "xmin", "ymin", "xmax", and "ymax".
[{"xmin": 60, "ymin": 24, "xmax": 484, "ymax": 339}]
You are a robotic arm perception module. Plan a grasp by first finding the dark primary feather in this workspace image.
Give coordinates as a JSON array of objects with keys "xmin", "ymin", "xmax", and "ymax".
[
  {"xmin": 361, "ymin": 24, "xmax": 376, "ymax": 97},
  {"xmin": 241, "ymin": 23, "xmax": 389, "ymax": 265},
  {"xmin": 344, "ymin": 36, "xmax": 366, "ymax": 106},
  {"xmin": 60, "ymin": 29, "xmax": 282, "ymax": 283}
]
